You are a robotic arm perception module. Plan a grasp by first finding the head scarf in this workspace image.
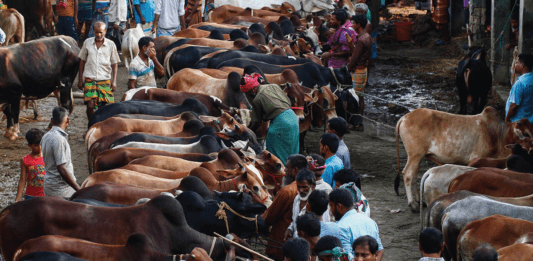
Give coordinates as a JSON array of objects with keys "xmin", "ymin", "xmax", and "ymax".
[
  {"xmin": 307, "ymin": 156, "xmax": 326, "ymax": 175},
  {"xmin": 339, "ymin": 182, "xmax": 368, "ymax": 213},
  {"xmin": 318, "ymin": 247, "xmax": 349, "ymax": 261},
  {"xmin": 240, "ymin": 73, "xmax": 263, "ymax": 93}
]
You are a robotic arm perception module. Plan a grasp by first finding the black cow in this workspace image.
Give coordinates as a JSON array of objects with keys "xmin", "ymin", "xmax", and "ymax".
[
  {"xmin": 265, "ymin": 21, "xmax": 284, "ymax": 40},
  {"xmin": 0, "ymin": 36, "xmax": 79, "ymax": 140},
  {"xmin": 218, "ymin": 59, "xmax": 352, "ymax": 90},
  {"xmin": 87, "ymin": 98, "xmax": 209, "ymax": 127},
  {"xmin": 456, "ymin": 48, "xmax": 493, "ymax": 114},
  {"xmin": 249, "ymin": 23, "xmax": 267, "ymax": 39},
  {"xmin": 505, "ymin": 143, "xmax": 533, "ymax": 173},
  {"xmin": 206, "ymin": 50, "xmax": 312, "ymax": 69},
  {"xmin": 280, "ymin": 20, "xmax": 295, "ymax": 36},
  {"xmin": 0, "ymin": 196, "xmax": 233, "ymax": 261},
  {"xmin": 177, "ymin": 191, "xmax": 268, "ymax": 238},
  {"xmin": 230, "ymin": 29, "xmax": 249, "ymax": 40},
  {"xmin": 208, "ymin": 30, "xmax": 225, "ymax": 40},
  {"xmin": 71, "ymin": 198, "xmax": 129, "ymax": 207}
]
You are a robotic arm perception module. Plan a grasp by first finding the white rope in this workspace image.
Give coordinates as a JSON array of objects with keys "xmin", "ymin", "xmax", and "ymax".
[{"xmin": 208, "ymin": 237, "xmax": 217, "ymax": 257}]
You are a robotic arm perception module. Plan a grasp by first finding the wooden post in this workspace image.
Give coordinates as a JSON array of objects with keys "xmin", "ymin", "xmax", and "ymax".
[
  {"xmin": 519, "ymin": 0, "xmax": 533, "ymax": 53},
  {"xmin": 490, "ymin": 0, "xmax": 510, "ymax": 84}
]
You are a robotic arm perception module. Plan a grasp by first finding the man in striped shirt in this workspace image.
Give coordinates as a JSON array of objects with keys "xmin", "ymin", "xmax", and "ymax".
[{"xmin": 128, "ymin": 36, "xmax": 164, "ymax": 89}]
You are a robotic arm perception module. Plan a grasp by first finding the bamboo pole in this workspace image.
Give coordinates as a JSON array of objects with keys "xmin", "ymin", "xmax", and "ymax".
[{"xmin": 213, "ymin": 232, "xmax": 275, "ymax": 261}]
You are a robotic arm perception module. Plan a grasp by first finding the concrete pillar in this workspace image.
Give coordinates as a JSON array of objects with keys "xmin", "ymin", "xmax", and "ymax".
[
  {"xmin": 519, "ymin": 0, "xmax": 533, "ymax": 53},
  {"xmin": 490, "ymin": 0, "xmax": 510, "ymax": 84},
  {"xmin": 450, "ymin": 0, "xmax": 465, "ymax": 36},
  {"xmin": 470, "ymin": 0, "xmax": 486, "ymax": 47}
]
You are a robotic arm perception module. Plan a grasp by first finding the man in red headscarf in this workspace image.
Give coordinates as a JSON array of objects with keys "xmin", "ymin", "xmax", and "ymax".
[{"xmin": 240, "ymin": 72, "xmax": 299, "ymax": 166}]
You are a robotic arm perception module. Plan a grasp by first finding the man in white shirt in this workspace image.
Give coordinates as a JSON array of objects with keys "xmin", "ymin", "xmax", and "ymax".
[
  {"xmin": 128, "ymin": 36, "xmax": 164, "ymax": 89},
  {"xmin": 107, "ymin": 0, "xmax": 127, "ymax": 46},
  {"xmin": 78, "ymin": 21, "xmax": 121, "ymax": 118},
  {"xmin": 151, "ymin": 0, "xmax": 185, "ymax": 36}
]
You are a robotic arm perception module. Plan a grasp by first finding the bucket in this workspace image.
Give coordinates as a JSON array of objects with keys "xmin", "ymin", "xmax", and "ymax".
[{"xmin": 395, "ymin": 21, "xmax": 413, "ymax": 42}]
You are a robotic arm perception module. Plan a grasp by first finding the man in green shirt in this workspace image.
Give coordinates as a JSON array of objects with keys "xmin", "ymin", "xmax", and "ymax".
[{"xmin": 240, "ymin": 72, "xmax": 299, "ymax": 165}]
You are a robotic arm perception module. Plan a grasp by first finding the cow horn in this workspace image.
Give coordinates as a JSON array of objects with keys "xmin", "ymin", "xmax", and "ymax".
[
  {"xmin": 514, "ymin": 128, "xmax": 526, "ymax": 140},
  {"xmin": 243, "ymin": 139, "xmax": 250, "ymax": 151},
  {"xmin": 238, "ymin": 162, "xmax": 244, "ymax": 169},
  {"xmin": 220, "ymin": 140, "xmax": 229, "ymax": 149},
  {"xmin": 235, "ymin": 124, "xmax": 240, "ymax": 130},
  {"xmin": 191, "ymin": 254, "xmax": 196, "ymax": 259},
  {"xmin": 230, "ymin": 118, "xmax": 234, "ymax": 123},
  {"xmin": 161, "ymin": 192, "xmax": 175, "ymax": 198}
]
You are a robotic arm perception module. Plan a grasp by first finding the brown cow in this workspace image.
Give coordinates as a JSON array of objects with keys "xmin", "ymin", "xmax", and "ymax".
[
  {"xmin": 190, "ymin": 22, "xmax": 245, "ymax": 30},
  {"xmin": 14, "ymin": 234, "xmax": 209, "ymax": 261},
  {"xmin": 82, "ymin": 169, "xmax": 185, "ymax": 189},
  {"xmin": 498, "ymin": 243, "xmax": 533, "ymax": 261},
  {"xmin": 122, "ymin": 88, "xmax": 230, "ymax": 116},
  {"xmin": 448, "ymin": 169, "xmax": 533, "ymax": 197},
  {"xmin": 0, "ymin": 196, "xmax": 231, "ymax": 261},
  {"xmin": 166, "ymin": 69, "xmax": 251, "ymax": 110},
  {"xmin": 4, "ymin": 0, "xmax": 54, "ymax": 40},
  {"xmin": 71, "ymin": 182, "xmax": 179, "ymax": 205},
  {"xmin": 120, "ymin": 164, "xmax": 189, "ymax": 179},
  {"xmin": 128, "ymin": 155, "xmax": 204, "ymax": 172},
  {"xmin": 173, "ymin": 28, "xmax": 230, "ymax": 40},
  {"xmin": 395, "ymin": 107, "xmax": 533, "ymax": 211},
  {"xmin": 457, "ymin": 215, "xmax": 533, "ymax": 261},
  {"xmin": 0, "ymin": 9, "xmax": 24, "ymax": 45},
  {"xmin": 94, "ymin": 148, "xmax": 214, "ymax": 172}
]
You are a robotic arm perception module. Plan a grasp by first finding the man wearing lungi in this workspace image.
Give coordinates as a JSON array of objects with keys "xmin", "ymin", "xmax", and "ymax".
[
  {"xmin": 347, "ymin": 14, "xmax": 372, "ymax": 132},
  {"xmin": 240, "ymin": 73, "xmax": 299, "ymax": 165},
  {"xmin": 77, "ymin": 21, "xmax": 121, "ymax": 119}
]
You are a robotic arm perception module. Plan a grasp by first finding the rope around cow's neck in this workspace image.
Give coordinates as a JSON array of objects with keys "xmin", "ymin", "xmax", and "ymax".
[{"xmin": 215, "ymin": 202, "xmax": 259, "ymax": 235}]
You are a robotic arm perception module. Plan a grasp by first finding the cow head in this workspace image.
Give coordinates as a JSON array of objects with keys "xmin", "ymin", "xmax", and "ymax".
[
  {"xmin": 58, "ymin": 76, "xmax": 74, "ymax": 114},
  {"xmin": 283, "ymin": 83, "xmax": 313, "ymax": 123},
  {"xmin": 254, "ymin": 150, "xmax": 285, "ymax": 193},
  {"xmin": 280, "ymin": 2, "xmax": 296, "ymax": 14},
  {"xmin": 217, "ymin": 168, "xmax": 272, "ymax": 208},
  {"xmin": 509, "ymin": 119, "xmax": 533, "ymax": 149},
  {"xmin": 214, "ymin": 191, "xmax": 267, "ymax": 215},
  {"xmin": 227, "ymin": 72, "xmax": 252, "ymax": 109},
  {"xmin": 215, "ymin": 118, "xmax": 262, "ymax": 155},
  {"xmin": 311, "ymin": 86, "xmax": 338, "ymax": 127}
]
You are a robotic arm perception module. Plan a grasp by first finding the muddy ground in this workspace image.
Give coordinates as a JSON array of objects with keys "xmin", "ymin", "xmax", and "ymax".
[{"xmin": 0, "ymin": 26, "xmax": 506, "ymax": 261}]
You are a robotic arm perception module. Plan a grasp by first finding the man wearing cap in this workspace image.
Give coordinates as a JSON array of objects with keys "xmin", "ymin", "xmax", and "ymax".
[{"xmin": 240, "ymin": 72, "xmax": 299, "ymax": 165}]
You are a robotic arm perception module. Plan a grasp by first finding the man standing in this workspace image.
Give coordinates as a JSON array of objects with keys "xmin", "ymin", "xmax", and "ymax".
[
  {"xmin": 152, "ymin": 0, "xmax": 185, "ymax": 36},
  {"xmin": 319, "ymin": 133, "xmax": 344, "ymax": 187},
  {"xmin": 347, "ymin": 14, "xmax": 372, "ymax": 132},
  {"xmin": 329, "ymin": 189, "xmax": 384, "ymax": 260},
  {"xmin": 263, "ymin": 154, "xmax": 308, "ymax": 261},
  {"xmin": 306, "ymin": 190, "xmax": 343, "ymax": 238},
  {"xmin": 185, "ymin": 0, "xmax": 202, "ymax": 27},
  {"xmin": 41, "ymin": 107, "xmax": 80, "ymax": 198},
  {"xmin": 285, "ymin": 169, "xmax": 330, "ymax": 239},
  {"xmin": 505, "ymin": 53, "xmax": 533, "ymax": 123},
  {"xmin": 78, "ymin": 21, "xmax": 121, "ymax": 119},
  {"xmin": 128, "ymin": 37, "xmax": 164, "ymax": 89},
  {"xmin": 418, "ymin": 228, "xmax": 445, "ymax": 261},
  {"xmin": 133, "ymin": 0, "xmax": 156, "ymax": 35},
  {"xmin": 56, "ymin": 0, "xmax": 79, "ymax": 41},
  {"xmin": 326, "ymin": 118, "xmax": 350, "ymax": 169},
  {"xmin": 108, "ymin": 0, "xmax": 127, "ymax": 46}
]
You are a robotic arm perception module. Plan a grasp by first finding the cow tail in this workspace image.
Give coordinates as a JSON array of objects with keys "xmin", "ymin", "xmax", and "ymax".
[
  {"xmin": 395, "ymin": 117, "xmax": 402, "ymax": 196},
  {"xmin": 81, "ymin": 178, "xmax": 90, "ymax": 188},
  {"xmin": 15, "ymin": 10, "xmax": 25, "ymax": 43},
  {"xmin": 419, "ymin": 170, "xmax": 430, "ymax": 229},
  {"xmin": 85, "ymin": 127, "xmax": 97, "ymax": 152},
  {"xmin": 163, "ymin": 49, "xmax": 174, "ymax": 79},
  {"xmin": 88, "ymin": 142, "xmax": 97, "ymax": 174}
]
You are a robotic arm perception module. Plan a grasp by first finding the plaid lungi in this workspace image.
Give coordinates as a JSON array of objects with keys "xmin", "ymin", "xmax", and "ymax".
[
  {"xmin": 433, "ymin": 0, "xmax": 450, "ymax": 26},
  {"xmin": 83, "ymin": 79, "xmax": 114, "ymax": 109},
  {"xmin": 351, "ymin": 66, "xmax": 368, "ymax": 97}
]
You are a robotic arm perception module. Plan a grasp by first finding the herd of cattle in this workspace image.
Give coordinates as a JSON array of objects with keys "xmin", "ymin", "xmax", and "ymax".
[
  {"xmin": 1, "ymin": 1, "xmax": 532, "ymax": 260},
  {"xmin": 0, "ymin": 2, "xmax": 361, "ymax": 261}
]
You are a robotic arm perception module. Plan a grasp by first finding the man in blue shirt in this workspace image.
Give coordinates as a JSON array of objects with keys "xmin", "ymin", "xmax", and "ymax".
[
  {"xmin": 132, "ymin": 0, "xmax": 155, "ymax": 35},
  {"xmin": 319, "ymin": 133, "xmax": 344, "ymax": 187},
  {"xmin": 326, "ymin": 117, "xmax": 351, "ymax": 169},
  {"xmin": 505, "ymin": 53, "xmax": 533, "ymax": 123},
  {"xmin": 329, "ymin": 189, "xmax": 384, "ymax": 260},
  {"xmin": 306, "ymin": 190, "xmax": 343, "ymax": 238}
]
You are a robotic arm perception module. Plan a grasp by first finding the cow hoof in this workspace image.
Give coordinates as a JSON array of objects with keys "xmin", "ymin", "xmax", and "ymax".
[
  {"xmin": 4, "ymin": 132, "xmax": 18, "ymax": 141},
  {"xmin": 409, "ymin": 204, "xmax": 420, "ymax": 213}
]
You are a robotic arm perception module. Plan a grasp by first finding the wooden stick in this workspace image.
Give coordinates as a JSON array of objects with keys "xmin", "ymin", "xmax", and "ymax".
[{"xmin": 213, "ymin": 232, "xmax": 275, "ymax": 261}]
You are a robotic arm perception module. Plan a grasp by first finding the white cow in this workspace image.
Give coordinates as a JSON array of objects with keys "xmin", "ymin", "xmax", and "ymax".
[{"xmin": 121, "ymin": 24, "xmax": 145, "ymax": 68}]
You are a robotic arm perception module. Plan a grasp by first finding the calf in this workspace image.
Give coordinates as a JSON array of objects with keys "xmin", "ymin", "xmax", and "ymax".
[
  {"xmin": 395, "ymin": 107, "xmax": 533, "ymax": 211},
  {"xmin": 456, "ymin": 49, "xmax": 492, "ymax": 114},
  {"xmin": 167, "ymin": 70, "xmax": 251, "ymax": 109},
  {"xmin": 457, "ymin": 215, "xmax": 533, "ymax": 261},
  {"xmin": 0, "ymin": 9, "xmax": 24, "ymax": 45},
  {"xmin": 0, "ymin": 196, "xmax": 231, "ymax": 261}
]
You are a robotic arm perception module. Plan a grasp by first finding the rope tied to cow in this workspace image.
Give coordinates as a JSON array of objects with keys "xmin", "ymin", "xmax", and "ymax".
[{"xmin": 215, "ymin": 202, "xmax": 259, "ymax": 235}]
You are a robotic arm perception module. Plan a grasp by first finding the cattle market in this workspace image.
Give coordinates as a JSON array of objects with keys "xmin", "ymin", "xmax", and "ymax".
[{"xmin": 0, "ymin": 0, "xmax": 532, "ymax": 260}]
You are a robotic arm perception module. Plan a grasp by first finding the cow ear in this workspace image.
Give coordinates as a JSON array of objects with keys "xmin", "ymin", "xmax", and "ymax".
[
  {"xmin": 237, "ymin": 192, "xmax": 244, "ymax": 200},
  {"xmin": 267, "ymin": 153, "xmax": 272, "ymax": 159},
  {"xmin": 216, "ymin": 169, "xmax": 238, "ymax": 178},
  {"xmin": 258, "ymin": 44, "xmax": 269, "ymax": 53},
  {"xmin": 214, "ymin": 190, "xmax": 222, "ymax": 197},
  {"xmin": 215, "ymin": 132, "xmax": 231, "ymax": 140},
  {"xmin": 304, "ymin": 93, "xmax": 313, "ymax": 102},
  {"xmin": 242, "ymin": 171, "xmax": 248, "ymax": 179}
]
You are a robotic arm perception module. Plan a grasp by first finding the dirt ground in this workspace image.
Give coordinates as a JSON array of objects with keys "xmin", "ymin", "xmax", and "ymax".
[{"xmin": 0, "ymin": 11, "xmax": 507, "ymax": 261}]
